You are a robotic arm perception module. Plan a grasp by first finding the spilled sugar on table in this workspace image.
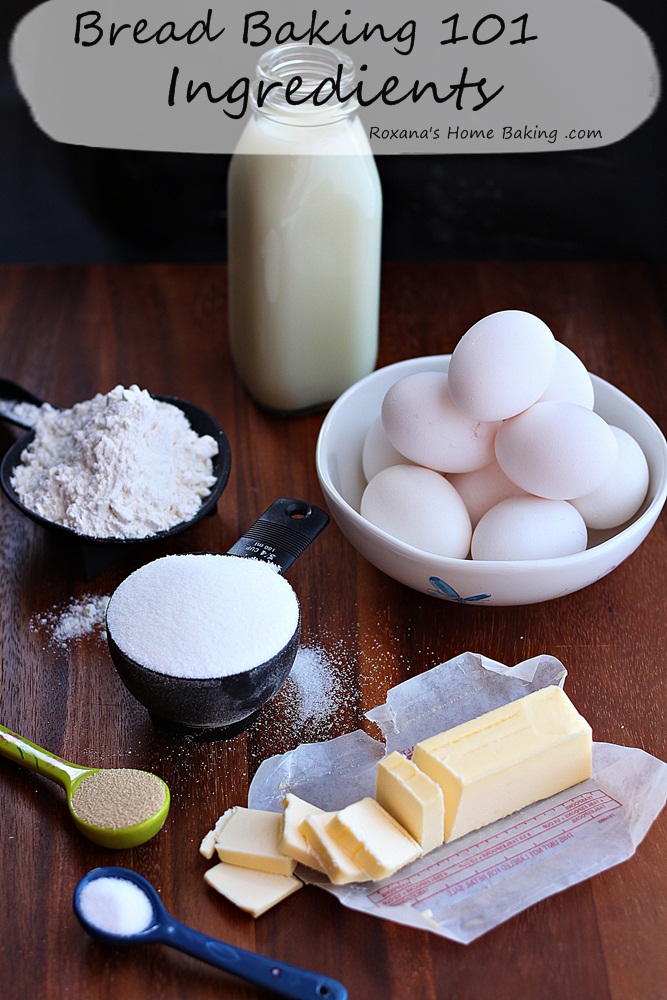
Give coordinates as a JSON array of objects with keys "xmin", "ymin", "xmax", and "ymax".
[{"xmin": 0, "ymin": 261, "xmax": 665, "ymax": 1000}]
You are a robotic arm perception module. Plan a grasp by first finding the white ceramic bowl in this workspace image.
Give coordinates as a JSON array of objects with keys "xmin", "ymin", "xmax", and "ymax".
[{"xmin": 316, "ymin": 355, "xmax": 667, "ymax": 606}]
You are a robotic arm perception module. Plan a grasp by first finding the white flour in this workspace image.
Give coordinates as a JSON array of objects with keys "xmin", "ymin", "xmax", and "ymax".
[
  {"xmin": 10, "ymin": 384, "xmax": 218, "ymax": 539},
  {"xmin": 31, "ymin": 594, "xmax": 110, "ymax": 649},
  {"xmin": 0, "ymin": 398, "xmax": 41, "ymax": 426}
]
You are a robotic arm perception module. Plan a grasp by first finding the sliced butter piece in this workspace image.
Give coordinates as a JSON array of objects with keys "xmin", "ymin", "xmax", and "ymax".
[
  {"xmin": 207, "ymin": 805, "xmax": 297, "ymax": 876},
  {"xmin": 280, "ymin": 793, "xmax": 326, "ymax": 872},
  {"xmin": 375, "ymin": 751, "xmax": 445, "ymax": 855},
  {"xmin": 326, "ymin": 797, "xmax": 421, "ymax": 880},
  {"xmin": 412, "ymin": 685, "xmax": 592, "ymax": 843},
  {"xmin": 301, "ymin": 811, "xmax": 372, "ymax": 885},
  {"xmin": 204, "ymin": 862, "xmax": 302, "ymax": 917},
  {"xmin": 199, "ymin": 810, "xmax": 233, "ymax": 859}
]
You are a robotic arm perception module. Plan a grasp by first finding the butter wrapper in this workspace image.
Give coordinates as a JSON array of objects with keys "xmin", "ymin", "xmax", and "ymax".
[{"xmin": 249, "ymin": 651, "xmax": 667, "ymax": 944}]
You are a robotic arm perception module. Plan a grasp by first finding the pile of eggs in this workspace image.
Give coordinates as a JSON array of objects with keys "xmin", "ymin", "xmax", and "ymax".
[{"xmin": 360, "ymin": 310, "xmax": 650, "ymax": 561}]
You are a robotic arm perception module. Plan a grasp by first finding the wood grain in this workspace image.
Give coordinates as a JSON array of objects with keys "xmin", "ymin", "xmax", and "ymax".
[{"xmin": 0, "ymin": 262, "xmax": 665, "ymax": 1000}]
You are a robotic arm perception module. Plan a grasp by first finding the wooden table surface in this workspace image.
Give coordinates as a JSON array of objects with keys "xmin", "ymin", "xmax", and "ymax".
[{"xmin": 0, "ymin": 261, "xmax": 665, "ymax": 1000}]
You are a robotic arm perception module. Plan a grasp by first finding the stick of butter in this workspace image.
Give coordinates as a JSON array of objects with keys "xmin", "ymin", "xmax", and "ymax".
[
  {"xmin": 280, "ymin": 793, "xmax": 326, "ymax": 872},
  {"xmin": 412, "ymin": 685, "xmax": 593, "ymax": 843},
  {"xmin": 326, "ymin": 797, "xmax": 421, "ymax": 880},
  {"xmin": 201, "ymin": 806, "xmax": 296, "ymax": 876},
  {"xmin": 375, "ymin": 751, "xmax": 445, "ymax": 855},
  {"xmin": 204, "ymin": 862, "xmax": 302, "ymax": 917},
  {"xmin": 301, "ymin": 811, "xmax": 372, "ymax": 885}
]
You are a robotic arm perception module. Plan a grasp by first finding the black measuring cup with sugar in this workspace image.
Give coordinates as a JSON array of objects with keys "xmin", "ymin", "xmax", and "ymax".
[{"xmin": 105, "ymin": 498, "xmax": 330, "ymax": 740}]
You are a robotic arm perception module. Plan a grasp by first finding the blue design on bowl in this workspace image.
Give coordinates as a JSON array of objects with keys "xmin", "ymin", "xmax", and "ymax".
[{"xmin": 428, "ymin": 576, "xmax": 491, "ymax": 603}]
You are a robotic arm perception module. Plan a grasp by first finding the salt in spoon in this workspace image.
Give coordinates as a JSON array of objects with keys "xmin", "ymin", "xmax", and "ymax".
[
  {"xmin": 74, "ymin": 866, "xmax": 347, "ymax": 999},
  {"xmin": 0, "ymin": 723, "xmax": 170, "ymax": 848}
]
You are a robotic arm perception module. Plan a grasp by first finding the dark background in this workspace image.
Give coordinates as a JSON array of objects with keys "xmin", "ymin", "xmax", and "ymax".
[{"xmin": 1, "ymin": 1, "xmax": 665, "ymax": 264}]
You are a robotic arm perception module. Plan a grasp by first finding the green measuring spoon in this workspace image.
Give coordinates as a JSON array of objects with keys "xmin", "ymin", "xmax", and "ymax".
[{"xmin": 0, "ymin": 723, "xmax": 170, "ymax": 848}]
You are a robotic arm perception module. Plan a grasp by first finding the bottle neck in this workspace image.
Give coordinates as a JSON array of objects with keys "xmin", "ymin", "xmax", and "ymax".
[{"xmin": 251, "ymin": 43, "xmax": 358, "ymax": 126}]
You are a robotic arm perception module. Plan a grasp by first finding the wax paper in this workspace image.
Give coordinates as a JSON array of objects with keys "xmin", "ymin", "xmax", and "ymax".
[{"xmin": 249, "ymin": 652, "xmax": 667, "ymax": 944}]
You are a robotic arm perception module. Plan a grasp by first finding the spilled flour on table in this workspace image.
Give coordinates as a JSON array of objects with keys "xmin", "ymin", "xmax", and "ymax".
[{"xmin": 30, "ymin": 594, "xmax": 110, "ymax": 649}]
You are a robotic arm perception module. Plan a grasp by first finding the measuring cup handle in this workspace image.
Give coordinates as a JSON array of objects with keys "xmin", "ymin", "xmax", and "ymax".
[
  {"xmin": 0, "ymin": 378, "xmax": 45, "ymax": 429},
  {"xmin": 0, "ymin": 723, "xmax": 84, "ymax": 789},
  {"xmin": 226, "ymin": 498, "xmax": 329, "ymax": 574},
  {"xmin": 163, "ymin": 919, "xmax": 347, "ymax": 1000}
]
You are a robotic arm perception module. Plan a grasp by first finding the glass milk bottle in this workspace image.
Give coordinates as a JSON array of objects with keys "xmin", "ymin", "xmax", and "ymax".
[{"xmin": 227, "ymin": 44, "xmax": 382, "ymax": 413}]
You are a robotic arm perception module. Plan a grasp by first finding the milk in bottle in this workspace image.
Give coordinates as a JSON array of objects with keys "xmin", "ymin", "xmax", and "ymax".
[{"xmin": 228, "ymin": 44, "xmax": 382, "ymax": 413}]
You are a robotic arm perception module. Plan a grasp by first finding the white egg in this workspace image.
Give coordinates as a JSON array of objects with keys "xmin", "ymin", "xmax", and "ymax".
[
  {"xmin": 495, "ymin": 401, "xmax": 618, "ymax": 499},
  {"xmin": 447, "ymin": 310, "xmax": 557, "ymax": 421},
  {"xmin": 381, "ymin": 371, "xmax": 500, "ymax": 473},
  {"xmin": 448, "ymin": 460, "xmax": 528, "ymax": 529},
  {"xmin": 362, "ymin": 415, "xmax": 413, "ymax": 482},
  {"xmin": 360, "ymin": 464, "xmax": 472, "ymax": 558},
  {"xmin": 537, "ymin": 341, "xmax": 595, "ymax": 408},
  {"xmin": 570, "ymin": 426, "xmax": 649, "ymax": 528},
  {"xmin": 471, "ymin": 496, "xmax": 588, "ymax": 561}
]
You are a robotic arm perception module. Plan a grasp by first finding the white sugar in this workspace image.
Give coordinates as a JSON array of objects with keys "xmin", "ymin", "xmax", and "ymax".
[
  {"xmin": 286, "ymin": 645, "xmax": 346, "ymax": 723},
  {"xmin": 78, "ymin": 876, "xmax": 154, "ymax": 936},
  {"xmin": 259, "ymin": 640, "xmax": 359, "ymax": 746},
  {"xmin": 106, "ymin": 554, "xmax": 300, "ymax": 678}
]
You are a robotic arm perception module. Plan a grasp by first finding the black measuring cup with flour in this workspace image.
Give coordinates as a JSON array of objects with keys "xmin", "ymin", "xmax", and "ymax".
[
  {"xmin": 105, "ymin": 498, "xmax": 329, "ymax": 740},
  {"xmin": 0, "ymin": 379, "xmax": 232, "ymax": 578}
]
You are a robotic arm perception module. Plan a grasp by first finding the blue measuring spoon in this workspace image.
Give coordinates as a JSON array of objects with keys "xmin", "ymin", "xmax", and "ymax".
[{"xmin": 74, "ymin": 867, "xmax": 347, "ymax": 1000}]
